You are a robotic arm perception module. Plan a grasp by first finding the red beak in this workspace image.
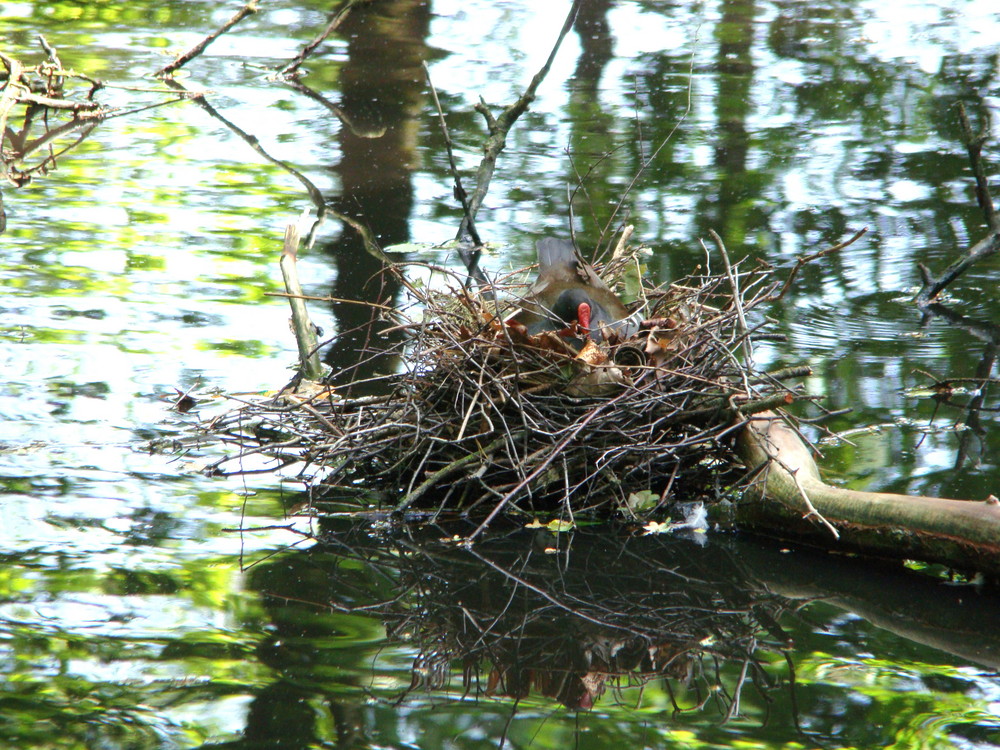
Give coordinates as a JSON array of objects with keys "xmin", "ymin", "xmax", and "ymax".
[{"xmin": 577, "ymin": 302, "xmax": 592, "ymax": 332}]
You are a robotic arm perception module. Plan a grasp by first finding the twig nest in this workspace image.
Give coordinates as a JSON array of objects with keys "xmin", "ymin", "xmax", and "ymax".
[{"xmin": 203, "ymin": 256, "xmax": 807, "ymax": 527}]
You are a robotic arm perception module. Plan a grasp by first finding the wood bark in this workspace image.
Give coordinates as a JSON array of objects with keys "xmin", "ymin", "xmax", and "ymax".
[{"xmin": 736, "ymin": 412, "xmax": 1000, "ymax": 578}]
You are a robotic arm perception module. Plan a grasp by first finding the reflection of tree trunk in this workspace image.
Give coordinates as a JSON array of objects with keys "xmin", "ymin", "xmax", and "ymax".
[
  {"xmin": 242, "ymin": 682, "xmax": 321, "ymax": 747},
  {"xmin": 714, "ymin": 0, "xmax": 753, "ymax": 173},
  {"xmin": 322, "ymin": 1, "xmax": 431, "ymax": 388},
  {"xmin": 244, "ymin": 537, "xmax": 392, "ymax": 749},
  {"xmin": 735, "ymin": 537, "xmax": 1000, "ymax": 671},
  {"xmin": 566, "ymin": 0, "xmax": 616, "ymax": 247},
  {"xmin": 230, "ymin": 3, "xmax": 431, "ymax": 744},
  {"xmin": 698, "ymin": 0, "xmax": 755, "ymax": 239},
  {"xmin": 573, "ymin": 0, "xmax": 613, "ymax": 83}
]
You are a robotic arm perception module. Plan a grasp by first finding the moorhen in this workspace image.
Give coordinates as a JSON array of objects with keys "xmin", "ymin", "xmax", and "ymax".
[{"xmin": 512, "ymin": 237, "xmax": 637, "ymax": 343}]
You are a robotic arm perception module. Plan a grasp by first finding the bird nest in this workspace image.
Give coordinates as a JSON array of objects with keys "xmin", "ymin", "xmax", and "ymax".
[{"xmin": 203, "ymin": 249, "xmax": 807, "ymax": 526}]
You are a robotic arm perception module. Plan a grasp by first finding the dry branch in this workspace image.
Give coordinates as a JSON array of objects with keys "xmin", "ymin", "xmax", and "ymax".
[
  {"xmin": 448, "ymin": 0, "xmax": 584, "ymax": 279},
  {"xmin": 154, "ymin": 0, "xmax": 261, "ymax": 78},
  {"xmin": 916, "ymin": 103, "xmax": 1000, "ymax": 304},
  {"xmin": 278, "ymin": 0, "xmax": 374, "ymax": 79},
  {"xmin": 280, "ymin": 220, "xmax": 325, "ymax": 382},
  {"xmin": 736, "ymin": 413, "xmax": 1000, "ymax": 576}
]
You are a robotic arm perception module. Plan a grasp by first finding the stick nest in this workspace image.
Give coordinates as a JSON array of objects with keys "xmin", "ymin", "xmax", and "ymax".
[{"xmin": 204, "ymin": 251, "xmax": 804, "ymax": 522}]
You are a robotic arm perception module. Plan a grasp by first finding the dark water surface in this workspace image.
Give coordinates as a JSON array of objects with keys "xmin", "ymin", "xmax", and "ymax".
[{"xmin": 2, "ymin": 0, "xmax": 999, "ymax": 747}]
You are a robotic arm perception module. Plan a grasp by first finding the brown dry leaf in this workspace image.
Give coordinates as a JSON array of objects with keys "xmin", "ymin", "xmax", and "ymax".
[
  {"xmin": 574, "ymin": 338, "xmax": 610, "ymax": 366},
  {"xmin": 565, "ymin": 338, "xmax": 629, "ymax": 396},
  {"xmin": 644, "ymin": 327, "xmax": 684, "ymax": 368},
  {"xmin": 503, "ymin": 319, "xmax": 532, "ymax": 345},
  {"xmin": 486, "ymin": 669, "xmax": 501, "ymax": 695},
  {"xmin": 530, "ymin": 330, "xmax": 578, "ymax": 356}
]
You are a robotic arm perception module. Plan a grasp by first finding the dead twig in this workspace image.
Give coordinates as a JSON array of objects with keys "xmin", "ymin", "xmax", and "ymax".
[
  {"xmin": 457, "ymin": 0, "xmax": 584, "ymax": 245},
  {"xmin": 915, "ymin": 103, "xmax": 1000, "ymax": 305},
  {"xmin": 278, "ymin": 0, "xmax": 373, "ymax": 78},
  {"xmin": 423, "ymin": 61, "xmax": 489, "ymax": 290},
  {"xmin": 280, "ymin": 219, "xmax": 325, "ymax": 382},
  {"xmin": 763, "ymin": 227, "xmax": 867, "ymax": 304},
  {"xmin": 154, "ymin": 0, "xmax": 261, "ymax": 78}
]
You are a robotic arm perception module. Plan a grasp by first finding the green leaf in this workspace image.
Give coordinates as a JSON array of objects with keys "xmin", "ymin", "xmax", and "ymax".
[
  {"xmin": 545, "ymin": 519, "xmax": 574, "ymax": 533},
  {"xmin": 621, "ymin": 263, "xmax": 646, "ymax": 304},
  {"xmin": 626, "ymin": 490, "xmax": 659, "ymax": 512}
]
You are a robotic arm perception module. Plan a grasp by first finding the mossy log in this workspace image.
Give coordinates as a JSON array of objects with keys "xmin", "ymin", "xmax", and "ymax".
[{"xmin": 736, "ymin": 412, "xmax": 1000, "ymax": 578}]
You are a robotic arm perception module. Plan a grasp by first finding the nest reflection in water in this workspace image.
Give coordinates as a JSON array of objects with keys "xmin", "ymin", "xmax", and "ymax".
[
  {"xmin": 204, "ymin": 258, "xmax": 806, "ymax": 523},
  {"xmin": 276, "ymin": 525, "xmax": 796, "ymax": 719},
  {"xmin": 248, "ymin": 521, "xmax": 1000, "ymax": 735}
]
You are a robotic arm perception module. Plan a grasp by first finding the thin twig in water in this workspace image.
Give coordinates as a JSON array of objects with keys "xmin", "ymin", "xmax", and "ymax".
[
  {"xmin": 458, "ymin": 0, "xmax": 584, "ymax": 241},
  {"xmin": 155, "ymin": 0, "xmax": 261, "ymax": 78},
  {"xmin": 279, "ymin": 0, "xmax": 374, "ymax": 78},
  {"xmin": 915, "ymin": 103, "xmax": 1000, "ymax": 304},
  {"xmin": 708, "ymin": 228, "xmax": 753, "ymax": 374},
  {"xmin": 595, "ymin": 29, "xmax": 699, "ymax": 259},
  {"xmin": 423, "ymin": 61, "xmax": 489, "ymax": 288},
  {"xmin": 764, "ymin": 227, "xmax": 867, "ymax": 303}
]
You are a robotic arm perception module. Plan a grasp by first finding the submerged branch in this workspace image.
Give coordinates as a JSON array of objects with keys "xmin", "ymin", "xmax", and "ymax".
[
  {"xmin": 764, "ymin": 228, "xmax": 867, "ymax": 304},
  {"xmin": 916, "ymin": 230, "xmax": 1000, "ymax": 306}
]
